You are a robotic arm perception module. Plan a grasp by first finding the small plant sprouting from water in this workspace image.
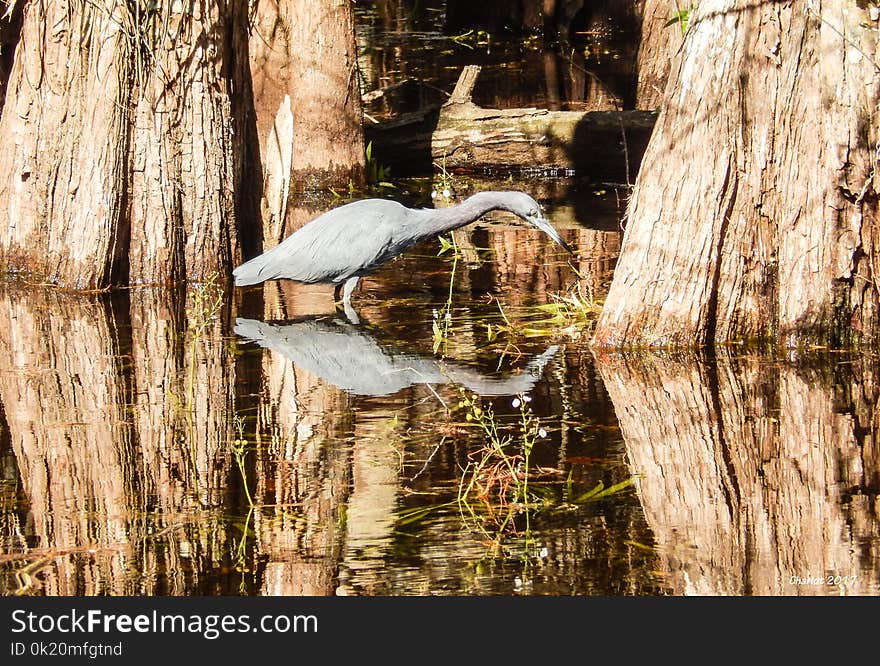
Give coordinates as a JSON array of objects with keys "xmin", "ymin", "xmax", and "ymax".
[
  {"xmin": 432, "ymin": 305, "xmax": 453, "ymax": 356},
  {"xmin": 453, "ymin": 391, "xmax": 638, "ymax": 561},
  {"xmin": 484, "ymin": 273, "xmax": 603, "ymax": 348},
  {"xmin": 432, "ymin": 233, "xmax": 463, "ymax": 355},
  {"xmin": 539, "ymin": 279, "xmax": 602, "ymax": 329},
  {"xmin": 456, "ymin": 391, "xmax": 547, "ymax": 531},
  {"xmin": 365, "ymin": 141, "xmax": 395, "ymax": 190},
  {"xmin": 431, "ymin": 153, "xmax": 455, "ymax": 201},
  {"xmin": 331, "ymin": 142, "xmax": 394, "ymax": 198},
  {"xmin": 231, "ymin": 415, "xmax": 254, "ymax": 509}
]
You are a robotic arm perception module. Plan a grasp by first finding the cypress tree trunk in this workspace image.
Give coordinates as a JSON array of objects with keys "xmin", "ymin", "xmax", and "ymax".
[
  {"xmin": 634, "ymin": 0, "xmax": 682, "ymax": 109},
  {"xmin": 128, "ymin": 2, "xmax": 244, "ymax": 284},
  {"xmin": 0, "ymin": 2, "xmax": 130, "ymax": 288},
  {"xmin": 0, "ymin": 1, "xmax": 250, "ymax": 288},
  {"xmin": 249, "ymin": 0, "xmax": 366, "ymax": 244},
  {"xmin": 0, "ymin": 1, "xmax": 24, "ymax": 116},
  {"xmin": 592, "ymin": 0, "xmax": 880, "ymax": 348}
]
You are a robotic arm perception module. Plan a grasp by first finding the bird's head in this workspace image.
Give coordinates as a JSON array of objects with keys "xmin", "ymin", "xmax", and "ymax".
[{"xmin": 496, "ymin": 192, "xmax": 573, "ymax": 254}]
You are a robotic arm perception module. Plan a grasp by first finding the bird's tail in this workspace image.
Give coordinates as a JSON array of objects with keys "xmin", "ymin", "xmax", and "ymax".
[{"xmin": 233, "ymin": 252, "xmax": 274, "ymax": 286}]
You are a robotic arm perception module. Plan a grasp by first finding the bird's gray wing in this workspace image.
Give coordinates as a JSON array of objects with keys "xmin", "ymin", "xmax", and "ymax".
[{"xmin": 237, "ymin": 200, "xmax": 407, "ymax": 285}]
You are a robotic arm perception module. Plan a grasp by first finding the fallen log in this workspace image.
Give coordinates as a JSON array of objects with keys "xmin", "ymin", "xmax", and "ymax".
[{"xmin": 364, "ymin": 66, "xmax": 658, "ymax": 182}]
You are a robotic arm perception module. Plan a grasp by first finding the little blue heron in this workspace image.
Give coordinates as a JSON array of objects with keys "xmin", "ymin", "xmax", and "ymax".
[{"xmin": 233, "ymin": 191, "xmax": 572, "ymax": 320}]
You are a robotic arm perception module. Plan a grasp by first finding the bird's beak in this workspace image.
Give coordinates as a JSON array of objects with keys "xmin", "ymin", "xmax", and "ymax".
[{"xmin": 531, "ymin": 216, "xmax": 574, "ymax": 254}]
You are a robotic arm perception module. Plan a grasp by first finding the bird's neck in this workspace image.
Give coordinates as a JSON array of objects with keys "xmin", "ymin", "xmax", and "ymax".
[{"xmin": 420, "ymin": 193, "xmax": 507, "ymax": 234}]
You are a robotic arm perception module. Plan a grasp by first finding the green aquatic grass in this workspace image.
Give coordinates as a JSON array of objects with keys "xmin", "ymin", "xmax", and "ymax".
[{"xmin": 432, "ymin": 233, "xmax": 462, "ymax": 356}]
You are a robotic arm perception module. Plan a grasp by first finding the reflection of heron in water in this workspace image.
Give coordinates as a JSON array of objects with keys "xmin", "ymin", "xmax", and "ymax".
[
  {"xmin": 234, "ymin": 316, "xmax": 559, "ymax": 398},
  {"xmin": 232, "ymin": 191, "xmax": 572, "ymax": 323}
]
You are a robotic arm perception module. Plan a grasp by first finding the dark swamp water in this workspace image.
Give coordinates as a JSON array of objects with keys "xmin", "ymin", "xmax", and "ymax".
[{"xmin": 1, "ymin": 1, "xmax": 879, "ymax": 597}]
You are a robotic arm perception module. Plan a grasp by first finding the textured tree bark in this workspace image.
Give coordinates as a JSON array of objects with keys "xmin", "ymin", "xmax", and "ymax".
[
  {"xmin": 286, "ymin": 0, "xmax": 365, "ymax": 190},
  {"xmin": 596, "ymin": 351, "xmax": 880, "ymax": 595},
  {"xmin": 250, "ymin": 0, "xmax": 365, "ymax": 202},
  {"xmin": 634, "ymin": 0, "xmax": 682, "ymax": 109},
  {"xmin": 249, "ymin": 0, "xmax": 291, "ymax": 158},
  {"xmin": 0, "ymin": 2, "xmax": 130, "ymax": 288},
  {"xmin": 249, "ymin": 0, "xmax": 293, "ymax": 244},
  {"xmin": 0, "ymin": 2, "xmax": 249, "ymax": 288},
  {"xmin": 260, "ymin": 95, "xmax": 294, "ymax": 246},
  {"xmin": 592, "ymin": 0, "xmax": 880, "ymax": 348},
  {"xmin": 127, "ymin": 2, "xmax": 245, "ymax": 284}
]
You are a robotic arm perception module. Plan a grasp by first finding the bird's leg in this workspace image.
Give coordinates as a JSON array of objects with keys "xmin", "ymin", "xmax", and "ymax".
[
  {"xmin": 337, "ymin": 276, "xmax": 361, "ymax": 325},
  {"xmin": 342, "ymin": 276, "xmax": 360, "ymax": 304},
  {"xmin": 343, "ymin": 302, "xmax": 360, "ymax": 326}
]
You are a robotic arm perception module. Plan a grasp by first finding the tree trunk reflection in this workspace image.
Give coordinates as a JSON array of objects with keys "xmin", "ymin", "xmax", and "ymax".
[
  {"xmin": 595, "ymin": 352, "xmax": 880, "ymax": 595},
  {"xmin": 0, "ymin": 287, "xmax": 237, "ymax": 595},
  {"xmin": 249, "ymin": 281, "xmax": 353, "ymax": 595},
  {"xmin": 0, "ymin": 289, "xmax": 133, "ymax": 594}
]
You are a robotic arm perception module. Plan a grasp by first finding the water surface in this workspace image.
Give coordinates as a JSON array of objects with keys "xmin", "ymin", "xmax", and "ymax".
[
  {"xmin": 1, "ymin": 1, "xmax": 878, "ymax": 598},
  {"xmin": 2, "ymin": 182, "xmax": 877, "ymax": 596}
]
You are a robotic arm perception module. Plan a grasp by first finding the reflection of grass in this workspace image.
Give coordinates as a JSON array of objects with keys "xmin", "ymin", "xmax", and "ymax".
[
  {"xmin": 233, "ymin": 506, "xmax": 254, "ymax": 594},
  {"xmin": 177, "ymin": 273, "xmax": 225, "ymax": 500},
  {"xmin": 230, "ymin": 414, "xmax": 258, "ymax": 594},
  {"xmin": 392, "ymin": 400, "xmax": 639, "ymax": 577},
  {"xmin": 457, "ymin": 391, "xmax": 542, "ymax": 509},
  {"xmin": 230, "ymin": 414, "xmax": 260, "ymax": 593},
  {"xmin": 450, "ymin": 29, "xmax": 491, "ymax": 50},
  {"xmin": 185, "ymin": 272, "xmax": 224, "ymax": 410},
  {"xmin": 441, "ymin": 391, "xmax": 636, "ymax": 561}
]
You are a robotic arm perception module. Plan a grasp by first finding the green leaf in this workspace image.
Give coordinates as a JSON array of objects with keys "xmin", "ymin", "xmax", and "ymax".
[
  {"xmin": 437, "ymin": 235, "xmax": 454, "ymax": 255},
  {"xmin": 665, "ymin": 6, "xmax": 694, "ymax": 33},
  {"xmin": 574, "ymin": 477, "xmax": 635, "ymax": 503},
  {"xmin": 396, "ymin": 503, "xmax": 448, "ymax": 527},
  {"xmin": 574, "ymin": 481, "xmax": 605, "ymax": 503}
]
